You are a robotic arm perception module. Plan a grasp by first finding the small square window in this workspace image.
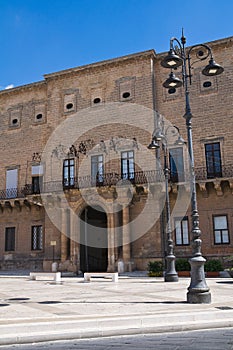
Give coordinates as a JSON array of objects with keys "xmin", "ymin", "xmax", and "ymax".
[
  {"xmin": 33, "ymin": 102, "xmax": 47, "ymax": 124},
  {"xmin": 8, "ymin": 108, "xmax": 22, "ymax": 129},
  {"xmin": 119, "ymin": 78, "xmax": 135, "ymax": 102},
  {"xmin": 64, "ymin": 93, "xmax": 76, "ymax": 113}
]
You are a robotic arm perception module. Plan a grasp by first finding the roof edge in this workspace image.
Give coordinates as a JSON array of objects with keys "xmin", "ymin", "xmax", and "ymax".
[
  {"xmin": 0, "ymin": 80, "xmax": 46, "ymax": 95},
  {"xmin": 44, "ymin": 49, "xmax": 156, "ymax": 79}
]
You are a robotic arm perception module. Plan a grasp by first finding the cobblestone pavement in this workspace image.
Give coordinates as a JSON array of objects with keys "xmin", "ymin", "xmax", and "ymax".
[{"xmin": 0, "ymin": 328, "xmax": 232, "ymax": 350}]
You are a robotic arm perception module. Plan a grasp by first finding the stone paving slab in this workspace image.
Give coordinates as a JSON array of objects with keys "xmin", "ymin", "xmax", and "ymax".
[{"xmin": 0, "ymin": 275, "xmax": 232, "ymax": 345}]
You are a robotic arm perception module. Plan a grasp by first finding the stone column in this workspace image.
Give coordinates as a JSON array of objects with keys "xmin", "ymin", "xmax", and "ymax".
[
  {"xmin": 122, "ymin": 205, "xmax": 131, "ymax": 270},
  {"xmin": 61, "ymin": 208, "xmax": 68, "ymax": 262},
  {"xmin": 107, "ymin": 211, "xmax": 115, "ymax": 272},
  {"xmin": 70, "ymin": 210, "xmax": 80, "ymax": 272},
  {"xmin": 114, "ymin": 210, "xmax": 120, "ymax": 261}
]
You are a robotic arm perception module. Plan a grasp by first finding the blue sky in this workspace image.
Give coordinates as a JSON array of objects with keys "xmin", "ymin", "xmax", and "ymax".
[{"xmin": 0, "ymin": 0, "xmax": 232, "ymax": 89}]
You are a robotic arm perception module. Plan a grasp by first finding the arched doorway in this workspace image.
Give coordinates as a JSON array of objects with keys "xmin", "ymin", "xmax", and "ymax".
[{"xmin": 80, "ymin": 205, "xmax": 108, "ymax": 272}]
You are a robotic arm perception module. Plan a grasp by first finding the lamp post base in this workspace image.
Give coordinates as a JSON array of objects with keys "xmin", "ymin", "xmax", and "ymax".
[
  {"xmin": 164, "ymin": 254, "xmax": 179, "ymax": 282},
  {"xmin": 187, "ymin": 256, "xmax": 211, "ymax": 304},
  {"xmin": 165, "ymin": 273, "xmax": 179, "ymax": 282},
  {"xmin": 187, "ymin": 290, "xmax": 211, "ymax": 304}
]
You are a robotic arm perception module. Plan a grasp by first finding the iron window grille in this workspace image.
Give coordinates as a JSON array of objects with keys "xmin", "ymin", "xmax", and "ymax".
[{"xmin": 31, "ymin": 225, "xmax": 43, "ymax": 250}]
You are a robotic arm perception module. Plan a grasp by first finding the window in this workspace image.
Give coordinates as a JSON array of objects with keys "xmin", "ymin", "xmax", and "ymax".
[
  {"xmin": 174, "ymin": 217, "xmax": 189, "ymax": 245},
  {"xmin": 32, "ymin": 165, "xmax": 43, "ymax": 194},
  {"xmin": 6, "ymin": 168, "xmax": 18, "ymax": 198},
  {"xmin": 169, "ymin": 147, "xmax": 184, "ymax": 182},
  {"xmin": 5, "ymin": 227, "xmax": 15, "ymax": 251},
  {"xmin": 213, "ymin": 215, "xmax": 229, "ymax": 244},
  {"xmin": 91, "ymin": 155, "xmax": 104, "ymax": 184},
  {"xmin": 31, "ymin": 225, "xmax": 43, "ymax": 250},
  {"xmin": 63, "ymin": 159, "xmax": 75, "ymax": 188},
  {"xmin": 121, "ymin": 151, "xmax": 135, "ymax": 180},
  {"xmin": 205, "ymin": 142, "xmax": 222, "ymax": 178}
]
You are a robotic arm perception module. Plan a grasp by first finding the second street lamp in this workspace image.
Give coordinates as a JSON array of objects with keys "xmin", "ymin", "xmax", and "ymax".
[
  {"xmin": 161, "ymin": 30, "xmax": 224, "ymax": 303},
  {"xmin": 148, "ymin": 124, "xmax": 184, "ymax": 282}
]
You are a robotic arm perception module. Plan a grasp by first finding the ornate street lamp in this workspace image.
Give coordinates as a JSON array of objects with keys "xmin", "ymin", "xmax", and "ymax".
[
  {"xmin": 161, "ymin": 31, "xmax": 224, "ymax": 303},
  {"xmin": 148, "ymin": 125, "xmax": 184, "ymax": 282}
]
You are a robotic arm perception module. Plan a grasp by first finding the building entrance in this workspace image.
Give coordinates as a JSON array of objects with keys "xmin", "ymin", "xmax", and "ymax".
[{"xmin": 80, "ymin": 205, "xmax": 108, "ymax": 272}]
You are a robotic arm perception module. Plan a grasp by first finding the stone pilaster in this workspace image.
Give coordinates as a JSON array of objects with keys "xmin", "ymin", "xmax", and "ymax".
[
  {"xmin": 122, "ymin": 205, "xmax": 131, "ymax": 269},
  {"xmin": 61, "ymin": 208, "xmax": 68, "ymax": 262},
  {"xmin": 107, "ymin": 211, "xmax": 115, "ymax": 272}
]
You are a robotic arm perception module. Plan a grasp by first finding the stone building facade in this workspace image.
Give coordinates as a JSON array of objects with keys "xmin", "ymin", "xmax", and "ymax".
[{"xmin": 0, "ymin": 35, "xmax": 232, "ymax": 272}]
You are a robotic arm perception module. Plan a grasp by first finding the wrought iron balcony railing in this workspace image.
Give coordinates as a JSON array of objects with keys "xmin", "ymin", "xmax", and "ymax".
[
  {"xmin": 195, "ymin": 164, "xmax": 233, "ymax": 181},
  {"xmin": 0, "ymin": 170, "xmax": 164, "ymax": 200},
  {"xmin": 0, "ymin": 165, "xmax": 232, "ymax": 200}
]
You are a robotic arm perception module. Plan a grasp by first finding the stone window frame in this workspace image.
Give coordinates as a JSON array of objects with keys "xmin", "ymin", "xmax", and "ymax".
[
  {"xmin": 5, "ymin": 226, "xmax": 16, "ymax": 252},
  {"xmin": 174, "ymin": 216, "xmax": 190, "ymax": 246},
  {"xmin": 118, "ymin": 77, "xmax": 136, "ymax": 102},
  {"xmin": 212, "ymin": 214, "xmax": 230, "ymax": 245},
  {"xmin": 8, "ymin": 106, "xmax": 22, "ymax": 129},
  {"xmin": 33, "ymin": 101, "xmax": 47, "ymax": 125},
  {"xmin": 200, "ymin": 136, "xmax": 224, "ymax": 175},
  {"xmin": 31, "ymin": 224, "xmax": 43, "ymax": 251},
  {"xmin": 63, "ymin": 90, "xmax": 78, "ymax": 114}
]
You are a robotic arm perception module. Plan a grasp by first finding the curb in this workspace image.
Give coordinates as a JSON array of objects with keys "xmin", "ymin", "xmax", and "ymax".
[{"xmin": 1, "ymin": 310, "xmax": 233, "ymax": 345}]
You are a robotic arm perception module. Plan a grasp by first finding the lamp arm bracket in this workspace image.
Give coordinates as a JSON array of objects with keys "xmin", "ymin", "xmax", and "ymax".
[
  {"xmin": 164, "ymin": 125, "xmax": 180, "ymax": 137},
  {"xmin": 170, "ymin": 37, "xmax": 183, "ymax": 57},
  {"xmin": 187, "ymin": 43, "xmax": 213, "ymax": 65}
]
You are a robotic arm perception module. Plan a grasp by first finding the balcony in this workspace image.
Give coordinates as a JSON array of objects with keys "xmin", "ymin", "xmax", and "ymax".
[
  {"xmin": 195, "ymin": 164, "xmax": 233, "ymax": 181},
  {"xmin": 0, "ymin": 170, "xmax": 164, "ymax": 200},
  {"xmin": 0, "ymin": 165, "xmax": 232, "ymax": 202}
]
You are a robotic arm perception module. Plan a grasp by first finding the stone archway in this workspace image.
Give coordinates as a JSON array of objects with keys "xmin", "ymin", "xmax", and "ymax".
[{"xmin": 80, "ymin": 205, "xmax": 108, "ymax": 272}]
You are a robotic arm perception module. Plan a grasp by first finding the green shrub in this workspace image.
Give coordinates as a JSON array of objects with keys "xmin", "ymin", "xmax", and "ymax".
[
  {"xmin": 147, "ymin": 260, "xmax": 163, "ymax": 277},
  {"xmin": 205, "ymin": 259, "xmax": 223, "ymax": 272},
  {"xmin": 175, "ymin": 258, "xmax": 191, "ymax": 271}
]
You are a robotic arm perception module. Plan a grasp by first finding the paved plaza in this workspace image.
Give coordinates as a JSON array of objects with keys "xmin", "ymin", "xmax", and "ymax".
[{"xmin": 0, "ymin": 272, "xmax": 232, "ymax": 345}]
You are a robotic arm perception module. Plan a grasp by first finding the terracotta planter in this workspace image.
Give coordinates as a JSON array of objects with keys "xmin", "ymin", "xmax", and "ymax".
[
  {"xmin": 178, "ymin": 271, "xmax": 190, "ymax": 277},
  {"xmin": 205, "ymin": 271, "xmax": 220, "ymax": 277}
]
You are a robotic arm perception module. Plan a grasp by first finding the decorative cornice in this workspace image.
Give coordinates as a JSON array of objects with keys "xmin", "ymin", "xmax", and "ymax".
[
  {"xmin": 43, "ymin": 50, "xmax": 156, "ymax": 80},
  {"xmin": 0, "ymin": 80, "xmax": 46, "ymax": 96}
]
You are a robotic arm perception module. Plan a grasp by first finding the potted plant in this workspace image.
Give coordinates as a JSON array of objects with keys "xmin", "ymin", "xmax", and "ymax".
[
  {"xmin": 147, "ymin": 260, "xmax": 163, "ymax": 277},
  {"xmin": 175, "ymin": 258, "xmax": 191, "ymax": 277},
  {"xmin": 224, "ymin": 256, "xmax": 233, "ymax": 278},
  {"xmin": 205, "ymin": 259, "xmax": 223, "ymax": 277},
  {"xmin": 227, "ymin": 268, "xmax": 233, "ymax": 278}
]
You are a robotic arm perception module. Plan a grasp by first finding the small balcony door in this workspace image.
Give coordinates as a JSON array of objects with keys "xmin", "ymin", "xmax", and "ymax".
[
  {"xmin": 6, "ymin": 168, "xmax": 18, "ymax": 198},
  {"xmin": 63, "ymin": 159, "xmax": 75, "ymax": 188},
  {"xmin": 91, "ymin": 155, "xmax": 104, "ymax": 185},
  {"xmin": 121, "ymin": 150, "xmax": 135, "ymax": 181},
  {"xmin": 205, "ymin": 142, "xmax": 222, "ymax": 178},
  {"xmin": 169, "ymin": 147, "xmax": 184, "ymax": 183}
]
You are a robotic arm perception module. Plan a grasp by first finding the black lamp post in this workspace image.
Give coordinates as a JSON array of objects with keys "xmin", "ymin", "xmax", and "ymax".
[
  {"xmin": 161, "ymin": 31, "xmax": 224, "ymax": 303},
  {"xmin": 148, "ymin": 125, "xmax": 185, "ymax": 282}
]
